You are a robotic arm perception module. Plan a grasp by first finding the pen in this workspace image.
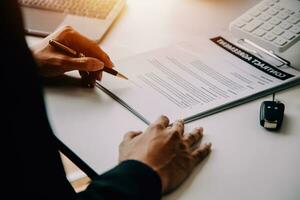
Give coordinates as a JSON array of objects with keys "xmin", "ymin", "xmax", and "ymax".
[{"xmin": 48, "ymin": 39, "xmax": 128, "ymax": 80}]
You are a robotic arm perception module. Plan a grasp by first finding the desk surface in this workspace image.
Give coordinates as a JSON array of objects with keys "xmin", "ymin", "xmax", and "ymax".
[{"xmin": 27, "ymin": 0, "xmax": 300, "ymax": 199}]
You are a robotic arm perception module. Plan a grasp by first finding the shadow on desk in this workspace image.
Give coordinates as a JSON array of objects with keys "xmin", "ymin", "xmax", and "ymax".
[
  {"xmin": 42, "ymin": 75, "xmax": 84, "ymax": 88},
  {"xmin": 42, "ymin": 74, "xmax": 107, "ymax": 106}
]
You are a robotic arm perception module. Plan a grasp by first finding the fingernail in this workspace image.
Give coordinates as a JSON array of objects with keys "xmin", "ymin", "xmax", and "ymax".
[{"xmin": 177, "ymin": 119, "xmax": 184, "ymax": 123}]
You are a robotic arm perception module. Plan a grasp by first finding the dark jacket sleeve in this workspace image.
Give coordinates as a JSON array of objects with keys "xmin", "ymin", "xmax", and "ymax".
[
  {"xmin": 2, "ymin": 1, "xmax": 162, "ymax": 200},
  {"xmin": 78, "ymin": 160, "xmax": 162, "ymax": 200}
]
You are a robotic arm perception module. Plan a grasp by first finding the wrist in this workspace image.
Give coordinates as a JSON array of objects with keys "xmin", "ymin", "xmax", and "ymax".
[
  {"xmin": 152, "ymin": 166, "xmax": 170, "ymax": 194},
  {"xmin": 121, "ymin": 160, "xmax": 163, "ymax": 198}
]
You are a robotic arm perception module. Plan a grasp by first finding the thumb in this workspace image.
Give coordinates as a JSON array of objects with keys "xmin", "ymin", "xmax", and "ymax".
[{"xmin": 67, "ymin": 57, "xmax": 104, "ymax": 72}]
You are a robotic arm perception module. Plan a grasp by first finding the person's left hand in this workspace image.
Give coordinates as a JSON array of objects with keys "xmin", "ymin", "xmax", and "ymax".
[
  {"xmin": 119, "ymin": 115, "xmax": 212, "ymax": 194},
  {"xmin": 33, "ymin": 26, "xmax": 114, "ymax": 87}
]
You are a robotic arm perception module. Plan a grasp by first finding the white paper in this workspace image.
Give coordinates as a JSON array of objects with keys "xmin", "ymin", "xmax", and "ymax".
[{"xmin": 99, "ymin": 36, "xmax": 300, "ymax": 124}]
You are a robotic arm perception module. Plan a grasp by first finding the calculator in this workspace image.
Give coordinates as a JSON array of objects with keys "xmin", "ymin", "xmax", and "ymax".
[{"xmin": 229, "ymin": 0, "xmax": 300, "ymax": 69}]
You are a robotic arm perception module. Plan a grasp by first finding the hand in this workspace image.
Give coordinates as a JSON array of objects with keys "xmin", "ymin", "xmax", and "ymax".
[
  {"xmin": 119, "ymin": 115, "xmax": 212, "ymax": 194},
  {"xmin": 33, "ymin": 26, "xmax": 114, "ymax": 87}
]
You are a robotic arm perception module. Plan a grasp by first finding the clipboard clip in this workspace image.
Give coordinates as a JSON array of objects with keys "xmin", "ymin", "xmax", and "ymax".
[{"xmin": 236, "ymin": 38, "xmax": 290, "ymax": 68}]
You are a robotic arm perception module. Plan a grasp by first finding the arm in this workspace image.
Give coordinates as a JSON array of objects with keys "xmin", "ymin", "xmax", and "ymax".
[
  {"xmin": 77, "ymin": 116, "xmax": 211, "ymax": 199},
  {"xmin": 77, "ymin": 160, "xmax": 161, "ymax": 200},
  {"xmin": 34, "ymin": 27, "xmax": 212, "ymax": 198},
  {"xmin": 5, "ymin": 1, "xmax": 212, "ymax": 198}
]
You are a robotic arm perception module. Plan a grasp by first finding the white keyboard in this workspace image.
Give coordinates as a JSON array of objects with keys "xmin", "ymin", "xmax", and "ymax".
[
  {"xmin": 18, "ymin": 0, "xmax": 119, "ymax": 19},
  {"xmin": 230, "ymin": 0, "xmax": 300, "ymax": 53}
]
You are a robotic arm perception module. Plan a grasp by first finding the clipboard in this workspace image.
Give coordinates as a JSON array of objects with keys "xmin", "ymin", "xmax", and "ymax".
[{"xmin": 96, "ymin": 35, "xmax": 300, "ymax": 125}]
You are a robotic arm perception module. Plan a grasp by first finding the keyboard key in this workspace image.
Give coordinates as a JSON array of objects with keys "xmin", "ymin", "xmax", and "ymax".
[
  {"xmin": 234, "ymin": 21, "xmax": 246, "ymax": 28},
  {"xmin": 273, "ymin": 5, "xmax": 284, "ymax": 11},
  {"xmin": 282, "ymin": 31, "xmax": 295, "ymax": 40},
  {"xmin": 263, "ymin": 2, "xmax": 273, "ymax": 7},
  {"xmin": 254, "ymin": 28, "xmax": 267, "ymax": 37},
  {"xmin": 264, "ymin": 33, "xmax": 277, "ymax": 41},
  {"xmin": 274, "ymin": 37, "xmax": 287, "ymax": 46},
  {"xmin": 243, "ymin": 21, "xmax": 263, "ymax": 32},
  {"xmin": 282, "ymin": 9, "xmax": 294, "ymax": 16},
  {"xmin": 277, "ymin": 12, "xmax": 289, "ymax": 20},
  {"xmin": 269, "ymin": 17, "xmax": 281, "ymax": 25},
  {"xmin": 280, "ymin": 21, "xmax": 292, "ymax": 30},
  {"xmin": 290, "ymin": 26, "xmax": 300, "ymax": 34},
  {"xmin": 258, "ymin": 5, "xmax": 270, "ymax": 12},
  {"xmin": 265, "ymin": 0, "xmax": 279, "ymax": 5},
  {"xmin": 259, "ymin": 14, "xmax": 271, "ymax": 21},
  {"xmin": 288, "ymin": 14, "xmax": 300, "ymax": 24},
  {"xmin": 267, "ymin": 8, "xmax": 279, "ymax": 16},
  {"xmin": 272, "ymin": 27, "xmax": 284, "ymax": 35},
  {"xmin": 250, "ymin": 10, "xmax": 262, "ymax": 17},
  {"xmin": 261, "ymin": 23, "xmax": 274, "ymax": 31},
  {"xmin": 242, "ymin": 15, "xmax": 253, "ymax": 22}
]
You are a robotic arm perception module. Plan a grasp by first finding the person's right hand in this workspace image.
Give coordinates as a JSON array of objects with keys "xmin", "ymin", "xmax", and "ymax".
[
  {"xmin": 33, "ymin": 26, "xmax": 114, "ymax": 88},
  {"xmin": 119, "ymin": 115, "xmax": 212, "ymax": 194}
]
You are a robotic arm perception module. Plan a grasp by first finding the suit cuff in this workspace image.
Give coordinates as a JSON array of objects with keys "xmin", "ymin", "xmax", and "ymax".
[
  {"xmin": 83, "ymin": 160, "xmax": 162, "ymax": 200},
  {"xmin": 118, "ymin": 160, "xmax": 162, "ymax": 197}
]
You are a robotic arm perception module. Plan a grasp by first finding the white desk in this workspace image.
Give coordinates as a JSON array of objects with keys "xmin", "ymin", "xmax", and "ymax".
[{"xmin": 27, "ymin": 0, "xmax": 300, "ymax": 199}]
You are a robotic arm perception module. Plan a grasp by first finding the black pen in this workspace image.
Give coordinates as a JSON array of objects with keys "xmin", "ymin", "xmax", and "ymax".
[{"xmin": 49, "ymin": 39, "xmax": 128, "ymax": 80}]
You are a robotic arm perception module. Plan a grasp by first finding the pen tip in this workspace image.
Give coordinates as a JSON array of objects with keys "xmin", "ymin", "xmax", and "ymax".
[{"xmin": 117, "ymin": 73, "xmax": 129, "ymax": 80}]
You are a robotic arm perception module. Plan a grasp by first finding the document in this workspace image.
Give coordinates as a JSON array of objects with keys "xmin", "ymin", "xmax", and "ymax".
[{"xmin": 98, "ymin": 36, "xmax": 300, "ymax": 124}]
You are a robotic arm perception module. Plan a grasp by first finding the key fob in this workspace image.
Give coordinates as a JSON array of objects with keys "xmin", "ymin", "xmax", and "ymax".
[{"xmin": 260, "ymin": 101, "xmax": 285, "ymax": 131}]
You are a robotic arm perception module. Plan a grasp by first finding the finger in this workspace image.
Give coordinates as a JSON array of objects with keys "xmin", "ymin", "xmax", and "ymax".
[
  {"xmin": 79, "ymin": 71, "xmax": 92, "ymax": 87},
  {"xmin": 96, "ymin": 48, "xmax": 114, "ymax": 69},
  {"xmin": 81, "ymin": 70, "xmax": 102, "ymax": 83},
  {"xmin": 169, "ymin": 119, "xmax": 184, "ymax": 136},
  {"xmin": 151, "ymin": 115, "xmax": 170, "ymax": 129},
  {"xmin": 79, "ymin": 71, "xmax": 95, "ymax": 88},
  {"xmin": 192, "ymin": 143, "xmax": 212, "ymax": 166},
  {"xmin": 55, "ymin": 28, "xmax": 114, "ymax": 68},
  {"xmin": 95, "ymin": 70, "xmax": 102, "ymax": 81},
  {"xmin": 81, "ymin": 41, "xmax": 114, "ymax": 69},
  {"xmin": 86, "ymin": 72, "xmax": 98, "ymax": 88},
  {"xmin": 123, "ymin": 131, "xmax": 142, "ymax": 141},
  {"xmin": 65, "ymin": 57, "xmax": 104, "ymax": 72},
  {"xmin": 184, "ymin": 127, "xmax": 203, "ymax": 147}
]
